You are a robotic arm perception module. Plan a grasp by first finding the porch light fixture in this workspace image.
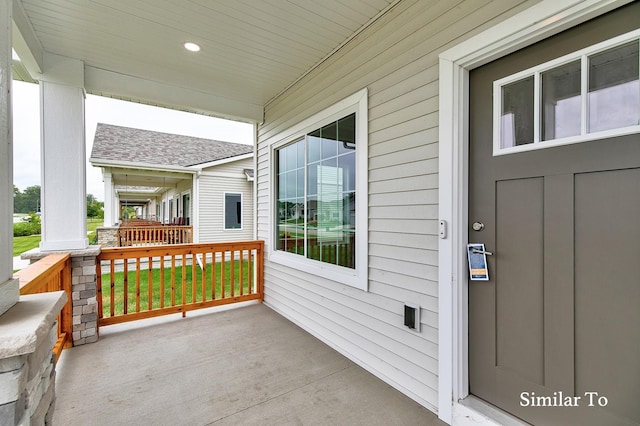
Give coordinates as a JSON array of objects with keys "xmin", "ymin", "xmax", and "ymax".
[{"xmin": 183, "ymin": 42, "xmax": 200, "ymax": 52}]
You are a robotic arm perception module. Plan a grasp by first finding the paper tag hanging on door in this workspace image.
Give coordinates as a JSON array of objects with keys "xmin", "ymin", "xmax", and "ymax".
[{"xmin": 467, "ymin": 243, "xmax": 489, "ymax": 281}]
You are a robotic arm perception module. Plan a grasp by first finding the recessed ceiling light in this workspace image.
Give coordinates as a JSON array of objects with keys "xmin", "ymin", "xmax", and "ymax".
[{"xmin": 184, "ymin": 42, "xmax": 201, "ymax": 52}]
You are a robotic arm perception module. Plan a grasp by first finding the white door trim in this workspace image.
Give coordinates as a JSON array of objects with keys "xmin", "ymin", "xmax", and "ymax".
[{"xmin": 436, "ymin": 0, "xmax": 632, "ymax": 423}]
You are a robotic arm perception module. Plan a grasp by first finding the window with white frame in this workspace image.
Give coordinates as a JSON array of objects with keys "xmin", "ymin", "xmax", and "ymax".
[
  {"xmin": 224, "ymin": 192, "xmax": 242, "ymax": 230},
  {"xmin": 271, "ymin": 89, "xmax": 368, "ymax": 290},
  {"xmin": 494, "ymin": 30, "xmax": 640, "ymax": 155}
]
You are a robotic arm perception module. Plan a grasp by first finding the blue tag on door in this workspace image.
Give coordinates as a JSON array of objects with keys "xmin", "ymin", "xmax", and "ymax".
[{"xmin": 467, "ymin": 243, "xmax": 489, "ymax": 281}]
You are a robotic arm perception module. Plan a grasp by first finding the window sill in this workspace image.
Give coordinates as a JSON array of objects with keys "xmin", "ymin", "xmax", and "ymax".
[
  {"xmin": 494, "ymin": 124, "xmax": 640, "ymax": 156},
  {"xmin": 268, "ymin": 250, "xmax": 367, "ymax": 291}
]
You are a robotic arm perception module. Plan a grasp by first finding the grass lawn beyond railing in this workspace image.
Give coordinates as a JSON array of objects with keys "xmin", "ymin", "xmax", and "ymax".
[
  {"xmin": 97, "ymin": 241, "xmax": 264, "ymax": 326},
  {"xmin": 13, "ymin": 235, "xmax": 41, "ymax": 257},
  {"xmin": 101, "ymin": 261, "xmax": 251, "ymax": 317},
  {"xmin": 12, "ymin": 218, "xmax": 103, "ymax": 256}
]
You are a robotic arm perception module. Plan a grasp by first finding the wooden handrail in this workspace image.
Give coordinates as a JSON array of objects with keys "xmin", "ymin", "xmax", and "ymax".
[
  {"xmin": 118, "ymin": 225, "xmax": 193, "ymax": 246},
  {"xmin": 15, "ymin": 253, "xmax": 73, "ymax": 361},
  {"xmin": 96, "ymin": 241, "xmax": 264, "ymax": 326}
]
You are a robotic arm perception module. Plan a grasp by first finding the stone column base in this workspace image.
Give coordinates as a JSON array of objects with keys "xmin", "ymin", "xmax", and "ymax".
[
  {"xmin": 22, "ymin": 246, "xmax": 102, "ymax": 346},
  {"xmin": 0, "ymin": 292, "xmax": 67, "ymax": 425}
]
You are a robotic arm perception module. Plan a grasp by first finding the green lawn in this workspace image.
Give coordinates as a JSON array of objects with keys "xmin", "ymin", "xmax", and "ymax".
[
  {"xmin": 12, "ymin": 218, "xmax": 103, "ymax": 257},
  {"xmin": 87, "ymin": 218, "xmax": 101, "ymax": 243},
  {"xmin": 13, "ymin": 235, "xmax": 40, "ymax": 257},
  {"xmin": 100, "ymin": 260, "xmax": 253, "ymax": 317}
]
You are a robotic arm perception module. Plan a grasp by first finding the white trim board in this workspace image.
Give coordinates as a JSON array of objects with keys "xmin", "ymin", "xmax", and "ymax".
[
  {"xmin": 436, "ymin": 0, "xmax": 632, "ymax": 424},
  {"xmin": 190, "ymin": 152, "xmax": 253, "ymax": 170}
]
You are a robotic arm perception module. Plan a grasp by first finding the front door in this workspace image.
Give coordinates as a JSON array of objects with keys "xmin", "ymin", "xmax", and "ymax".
[{"xmin": 468, "ymin": 4, "xmax": 640, "ymax": 425}]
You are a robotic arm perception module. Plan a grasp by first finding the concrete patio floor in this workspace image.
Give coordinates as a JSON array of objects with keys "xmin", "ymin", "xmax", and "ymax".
[{"xmin": 53, "ymin": 303, "xmax": 445, "ymax": 425}]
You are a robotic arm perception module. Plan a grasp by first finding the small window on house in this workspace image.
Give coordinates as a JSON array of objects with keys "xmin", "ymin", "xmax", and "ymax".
[
  {"xmin": 270, "ymin": 88, "xmax": 368, "ymax": 290},
  {"xmin": 224, "ymin": 193, "xmax": 242, "ymax": 230},
  {"xmin": 494, "ymin": 30, "xmax": 640, "ymax": 154}
]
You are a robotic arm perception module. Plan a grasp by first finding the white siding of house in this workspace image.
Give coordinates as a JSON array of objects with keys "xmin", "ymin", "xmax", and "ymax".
[
  {"xmin": 160, "ymin": 179, "xmax": 193, "ymax": 223},
  {"xmin": 198, "ymin": 157, "xmax": 254, "ymax": 243},
  {"xmin": 257, "ymin": 0, "xmax": 535, "ymax": 412}
]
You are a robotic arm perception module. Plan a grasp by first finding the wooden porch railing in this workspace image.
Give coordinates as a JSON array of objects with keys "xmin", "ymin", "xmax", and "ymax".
[
  {"xmin": 118, "ymin": 226, "xmax": 193, "ymax": 247},
  {"xmin": 15, "ymin": 253, "xmax": 73, "ymax": 362},
  {"xmin": 96, "ymin": 241, "xmax": 264, "ymax": 326}
]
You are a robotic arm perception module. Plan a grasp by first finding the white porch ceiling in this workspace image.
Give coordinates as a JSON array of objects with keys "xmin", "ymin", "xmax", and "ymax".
[
  {"xmin": 107, "ymin": 166, "xmax": 193, "ymax": 200},
  {"xmin": 12, "ymin": 0, "xmax": 399, "ymax": 122}
]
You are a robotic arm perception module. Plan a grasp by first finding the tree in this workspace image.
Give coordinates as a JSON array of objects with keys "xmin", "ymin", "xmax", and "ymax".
[
  {"xmin": 13, "ymin": 185, "xmax": 20, "ymax": 213},
  {"xmin": 86, "ymin": 194, "xmax": 104, "ymax": 218},
  {"xmin": 13, "ymin": 185, "xmax": 40, "ymax": 213},
  {"xmin": 14, "ymin": 187, "xmax": 104, "ymax": 218}
]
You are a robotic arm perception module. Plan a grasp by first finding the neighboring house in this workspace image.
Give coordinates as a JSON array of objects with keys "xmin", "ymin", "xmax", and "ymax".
[{"xmin": 89, "ymin": 123, "xmax": 254, "ymax": 243}]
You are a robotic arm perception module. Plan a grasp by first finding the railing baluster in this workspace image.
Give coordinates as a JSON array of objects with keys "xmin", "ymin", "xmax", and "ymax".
[
  {"xmin": 60, "ymin": 258, "xmax": 72, "ymax": 351},
  {"xmin": 220, "ymin": 251, "xmax": 226, "ymax": 299},
  {"xmin": 160, "ymin": 256, "xmax": 165, "ymax": 309},
  {"xmin": 110, "ymin": 260, "xmax": 115, "ymax": 317},
  {"xmin": 181, "ymin": 253, "xmax": 187, "ymax": 317},
  {"xmin": 239, "ymin": 249, "xmax": 244, "ymax": 296},
  {"xmin": 249, "ymin": 249, "xmax": 254, "ymax": 295},
  {"xmin": 171, "ymin": 255, "xmax": 176, "ymax": 307},
  {"xmin": 148, "ymin": 257, "xmax": 153, "ymax": 311},
  {"xmin": 96, "ymin": 260, "xmax": 103, "ymax": 319},
  {"xmin": 258, "ymin": 242, "xmax": 264, "ymax": 300},
  {"xmin": 230, "ymin": 249, "xmax": 235, "ymax": 298},
  {"xmin": 211, "ymin": 251, "xmax": 217, "ymax": 300},
  {"xmin": 123, "ymin": 259, "xmax": 129, "ymax": 315},
  {"xmin": 191, "ymin": 253, "xmax": 196, "ymax": 304},
  {"xmin": 201, "ymin": 253, "xmax": 207, "ymax": 302},
  {"xmin": 135, "ymin": 258, "xmax": 141, "ymax": 313}
]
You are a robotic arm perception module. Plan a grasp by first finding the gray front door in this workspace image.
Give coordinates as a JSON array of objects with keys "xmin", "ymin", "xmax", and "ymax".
[{"xmin": 468, "ymin": 4, "xmax": 640, "ymax": 425}]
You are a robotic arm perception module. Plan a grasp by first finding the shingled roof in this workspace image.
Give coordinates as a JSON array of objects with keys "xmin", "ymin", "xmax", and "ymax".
[{"xmin": 90, "ymin": 123, "xmax": 253, "ymax": 168}]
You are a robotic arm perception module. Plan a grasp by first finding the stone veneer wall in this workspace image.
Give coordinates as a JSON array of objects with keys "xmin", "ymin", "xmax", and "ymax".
[
  {"xmin": 22, "ymin": 247, "xmax": 101, "ymax": 347},
  {"xmin": 71, "ymin": 255, "xmax": 99, "ymax": 345},
  {"xmin": 0, "ymin": 293, "xmax": 67, "ymax": 426},
  {"xmin": 96, "ymin": 227, "xmax": 118, "ymax": 248}
]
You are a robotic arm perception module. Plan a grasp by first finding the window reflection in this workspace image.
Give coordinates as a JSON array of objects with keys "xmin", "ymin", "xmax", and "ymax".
[
  {"xmin": 276, "ymin": 113, "xmax": 356, "ymax": 269},
  {"xmin": 542, "ymin": 60, "xmax": 581, "ymax": 140},
  {"xmin": 501, "ymin": 77, "xmax": 534, "ymax": 148},
  {"xmin": 589, "ymin": 41, "xmax": 640, "ymax": 133}
]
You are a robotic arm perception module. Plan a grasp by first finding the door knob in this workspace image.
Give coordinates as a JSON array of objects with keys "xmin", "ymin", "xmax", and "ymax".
[{"xmin": 472, "ymin": 221, "xmax": 484, "ymax": 231}]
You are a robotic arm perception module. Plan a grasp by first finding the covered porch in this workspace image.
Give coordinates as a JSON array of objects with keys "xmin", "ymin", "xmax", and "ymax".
[
  {"xmin": 53, "ymin": 303, "xmax": 443, "ymax": 425},
  {"xmin": 99, "ymin": 165, "xmax": 195, "ymax": 226}
]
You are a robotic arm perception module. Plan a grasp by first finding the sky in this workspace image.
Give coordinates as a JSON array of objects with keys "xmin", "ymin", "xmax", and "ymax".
[{"xmin": 11, "ymin": 80, "xmax": 254, "ymax": 201}]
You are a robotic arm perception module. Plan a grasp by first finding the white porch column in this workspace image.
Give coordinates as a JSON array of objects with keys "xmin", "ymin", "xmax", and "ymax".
[
  {"xmin": 102, "ymin": 169, "xmax": 116, "ymax": 226},
  {"xmin": 0, "ymin": 0, "xmax": 19, "ymax": 315},
  {"xmin": 192, "ymin": 172, "xmax": 200, "ymax": 242},
  {"xmin": 39, "ymin": 53, "xmax": 88, "ymax": 251},
  {"xmin": 115, "ymin": 193, "xmax": 120, "ymax": 223}
]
